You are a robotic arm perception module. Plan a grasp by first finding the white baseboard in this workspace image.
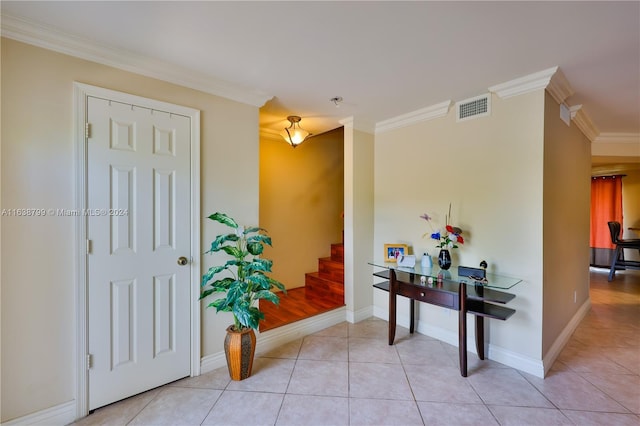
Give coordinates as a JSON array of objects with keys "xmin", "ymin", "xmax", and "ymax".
[
  {"xmin": 200, "ymin": 307, "xmax": 348, "ymax": 374},
  {"xmin": 489, "ymin": 343, "xmax": 545, "ymax": 378},
  {"xmin": 199, "ymin": 349, "xmax": 228, "ymax": 374},
  {"xmin": 1, "ymin": 401, "xmax": 75, "ymax": 426},
  {"xmin": 542, "ymin": 297, "xmax": 591, "ymax": 376},
  {"xmin": 346, "ymin": 305, "xmax": 373, "ymax": 324}
]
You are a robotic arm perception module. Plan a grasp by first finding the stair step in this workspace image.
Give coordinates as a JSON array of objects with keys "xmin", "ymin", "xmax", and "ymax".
[
  {"xmin": 305, "ymin": 272, "xmax": 344, "ymax": 304},
  {"xmin": 331, "ymin": 243, "xmax": 344, "ymax": 262},
  {"xmin": 318, "ymin": 257, "xmax": 344, "ymax": 283}
]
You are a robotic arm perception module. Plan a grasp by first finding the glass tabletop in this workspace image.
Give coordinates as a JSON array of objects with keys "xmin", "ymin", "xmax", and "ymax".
[{"xmin": 369, "ymin": 260, "xmax": 522, "ymax": 290}]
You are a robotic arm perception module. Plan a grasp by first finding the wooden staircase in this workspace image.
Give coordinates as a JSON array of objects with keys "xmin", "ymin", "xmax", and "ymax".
[
  {"xmin": 304, "ymin": 242, "xmax": 344, "ymax": 304},
  {"xmin": 259, "ymin": 240, "xmax": 344, "ymax": 331}
]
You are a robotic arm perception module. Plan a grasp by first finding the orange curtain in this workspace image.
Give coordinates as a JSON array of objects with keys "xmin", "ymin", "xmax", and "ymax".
[{"xmin": 590, "ymin": 175, "xmax": 623, "ymax": 249}]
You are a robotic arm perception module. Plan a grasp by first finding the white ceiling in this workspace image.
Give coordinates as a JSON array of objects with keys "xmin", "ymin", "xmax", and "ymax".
[{"xmin": 2, "ymin": 1, "xmax": 639, "ymax": 141}]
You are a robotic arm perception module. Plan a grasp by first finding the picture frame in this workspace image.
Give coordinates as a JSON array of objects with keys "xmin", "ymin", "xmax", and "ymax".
[{"xmin": 384, "ymin": 244, "xmax": 409, "ymax": 262}]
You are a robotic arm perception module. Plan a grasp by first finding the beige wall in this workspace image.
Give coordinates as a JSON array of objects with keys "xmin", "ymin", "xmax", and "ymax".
[
  {"xmin": 344, "ymin": 125, "xmax": 375, "ymax": 320},
  {"xmin": 259, "ymin": 128, "xmax": 344, "ymax": 289},
  {"xmin": 1, "ymin": 38, "xmax": 259, "ymax": 422},
  {"xmin": 541, "ymin": 91, "xmax": 592, "ymax": 355},
  {"xmin": 374, "ymin": 91, "xmax": 546, "ymax": 362}
]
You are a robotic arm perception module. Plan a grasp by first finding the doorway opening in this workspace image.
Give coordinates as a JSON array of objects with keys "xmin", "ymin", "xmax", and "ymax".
[{"xmin": 258, "ymin": 127, "xmax": 345, "ymax": 331}]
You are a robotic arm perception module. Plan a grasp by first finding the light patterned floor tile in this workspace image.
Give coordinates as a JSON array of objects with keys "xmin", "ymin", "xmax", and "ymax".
[
  {"xmin": 275, "ymin": 394, "xmax": 349, "ymax": 426},
  {"xmin": 297, "ymin": 335, "xmax": 348, "ymax": 361},
  {"xmin": 225, "ymin": 357, "xmax": 295, "ymax": 393},
  {"xmin": 581, "ymin": 372, "xmax": 640, "ymax": 414},
  {"xmin": 259, "ymin": 338, "xmax": 303, "ymax": 359},
  {"xmin": 523, "ymin": 369, "xmax": 629, "ymax": 412},
  {"xmin": 395, "ymin": 337, "xmax": 455, "ymax": 367},
  {"xmin": 201, "ymin": 390, "xmax": 284, "ymax": 425},
  {"xmin": 129, "ymin": 387, "xmax": 221, "ymax": 425},
  {"xmin": 404, "ymin": 363, "xmax": 482, "ymax": 403},
  {"xmin": 287, "ymin": 359, "xmax": 348, "ymax": 397},
  {"xmin": 168, "ymin": 367, "xmax": 231, "ymax": 390},
  {"xmin": 467, "ymin": 368, "xmax": 553, "ymax": 407},
  {"xmin": 72, "ymin": 387, "xmax": 162, "ymax": 426},
  {"xmin": 561, "ymin": 409, "xmax": 640, "ymax": 426},
  {"xmin": 349, "ymin": 362, "xmax": 413, "ymax": 400},
  {"xmin": 70, "ymin": 269, "xmax": 639, "ymax": 426},
  {"xmin": 350, "ymin": 398, "xmax": 423, "ymax": 426},
  {"xmin": 348, "ymin": 337, "xmax": 401, "ymax": 363},
  {"xmin": 488, "ymin": 405, "xmax": 573, "ymax": 425},
  {"xmin": 417, "ymin": 401, "xmax": 499, "ymax": 425}
]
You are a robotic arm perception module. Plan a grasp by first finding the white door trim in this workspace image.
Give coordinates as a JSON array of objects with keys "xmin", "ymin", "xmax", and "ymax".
[{"xmin": 73, "ymin": 82, "xmax": 201, "ymax": 418}]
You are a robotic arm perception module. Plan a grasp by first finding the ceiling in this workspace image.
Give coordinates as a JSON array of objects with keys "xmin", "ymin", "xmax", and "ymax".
[{"xmin": 2, "ymin": 1, "xmax": 639, "ymax": 144}]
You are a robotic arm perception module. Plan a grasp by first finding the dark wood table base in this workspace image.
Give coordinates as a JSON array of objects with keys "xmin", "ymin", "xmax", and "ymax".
[{"xmin": 376, "ymin": 268, "xmax": 515, "ymax": 377}]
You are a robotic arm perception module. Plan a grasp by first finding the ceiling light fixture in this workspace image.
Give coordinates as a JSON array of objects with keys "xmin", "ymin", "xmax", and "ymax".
[
  {"xmin": 330, "ymin": 96, "xmax": 343, "ymax": 107},
  {"xmin": 280, "ymin": 115, "xmax": 310, "ymax": 148}
]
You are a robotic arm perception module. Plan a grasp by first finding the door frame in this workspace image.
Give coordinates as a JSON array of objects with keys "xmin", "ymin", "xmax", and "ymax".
[{"xmin": 73, "ymin": 82, "xmax": 201, "ymax": 418}]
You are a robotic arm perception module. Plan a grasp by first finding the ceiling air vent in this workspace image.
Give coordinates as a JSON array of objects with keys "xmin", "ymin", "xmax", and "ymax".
[{"xmin": 456, "ymin": 94, "xmax": 491, "ymax": 122}]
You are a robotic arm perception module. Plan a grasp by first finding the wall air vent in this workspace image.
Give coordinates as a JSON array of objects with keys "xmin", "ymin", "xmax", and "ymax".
[{"xmin": 456, "ymin": 94, "xmax": 491, "ymax": 122}]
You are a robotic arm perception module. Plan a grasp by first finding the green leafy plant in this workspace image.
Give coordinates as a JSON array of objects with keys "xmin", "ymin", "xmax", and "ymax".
[{"xmin": 200, "ymin": 212, "xmax": 286, "ymax": 331}]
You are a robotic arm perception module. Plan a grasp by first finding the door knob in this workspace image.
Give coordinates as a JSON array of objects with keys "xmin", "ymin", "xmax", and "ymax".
[{"xmin": 177, "ymin": 256, "xmax": 188, "ymax": 266}]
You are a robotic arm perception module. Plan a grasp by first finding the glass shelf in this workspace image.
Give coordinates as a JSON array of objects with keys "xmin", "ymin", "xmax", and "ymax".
[{"xmin": 368, "ymin": 260, "xmax": 522, "ymax": 290}]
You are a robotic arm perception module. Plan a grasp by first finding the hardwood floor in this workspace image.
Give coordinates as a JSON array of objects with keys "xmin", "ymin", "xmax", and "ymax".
[{"xmin": 258, "ymin": 287, "xmax": 344, "ymax": 332}]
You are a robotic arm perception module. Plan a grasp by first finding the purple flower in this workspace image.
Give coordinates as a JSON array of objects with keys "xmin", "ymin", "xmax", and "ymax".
[{"xmin": 420, "ymin": 213, "xmax": 432, "ymax": 221}]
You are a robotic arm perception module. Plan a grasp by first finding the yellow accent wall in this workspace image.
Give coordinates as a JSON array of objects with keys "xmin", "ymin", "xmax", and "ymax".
[{"xmin": 259, "ymin": 129, "xmax": 344, "ymax": 289}]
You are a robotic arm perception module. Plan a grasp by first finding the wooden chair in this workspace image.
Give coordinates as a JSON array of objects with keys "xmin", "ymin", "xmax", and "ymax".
[{"xmin": 607, "ymin": 221, "xmax": 640, "ymax": 281}]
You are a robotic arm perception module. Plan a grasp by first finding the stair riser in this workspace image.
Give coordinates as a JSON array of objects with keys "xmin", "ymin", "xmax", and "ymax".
[
  {"xmin": 318, "ymin": 258, "xmax": 344, "ymax": 283},
  {"xmin": 318, "ymin": 270, "xmax": 344, "ymax": 283},
  {"xmin": 331, "ymin": 244, "xmax": 344, "ymax": 262},
  {"xmin": 305, "ymin": 274, "xmax": 344, "ymax": 292},
  {"xmin": 304, "ymin": 242, "xmax": 344, "ymax": 305},
  {"xmin": 305, "ymin": 286, "xmax": 343, "ymax": 301}
]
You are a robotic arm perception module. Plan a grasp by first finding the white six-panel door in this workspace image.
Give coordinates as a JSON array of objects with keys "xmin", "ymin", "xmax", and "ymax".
[{"xmin": 87, "ymin": 96, "xmax": 191, "ymax": 410}]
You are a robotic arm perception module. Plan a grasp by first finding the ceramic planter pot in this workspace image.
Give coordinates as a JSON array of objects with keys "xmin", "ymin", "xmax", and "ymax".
[{"xmin": 224, "ymin": 325, "xmax": 256, "ymax": 380}]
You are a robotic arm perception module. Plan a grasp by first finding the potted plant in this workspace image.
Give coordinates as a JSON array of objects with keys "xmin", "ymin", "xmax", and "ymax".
[{"xmin": 200, "ymin": 212, "xmax": 286, "ymax": 380}]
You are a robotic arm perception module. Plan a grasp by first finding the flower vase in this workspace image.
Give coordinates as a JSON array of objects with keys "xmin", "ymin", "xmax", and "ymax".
[{"xmin": 438, "ymin": 249, "xmax": 452, "ymax": 270}]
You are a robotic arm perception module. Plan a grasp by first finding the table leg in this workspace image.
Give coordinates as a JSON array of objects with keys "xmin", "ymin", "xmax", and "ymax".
[
  {"xmin": 459, "ymin": 283, "xmax": 468, "ymax": 377},
  {"xmin": 409, "ymin": 299, "xmax": 415, "ymax": 334},
  {"xmin": 389, "ymin": 269, "xmax": 397, "ymax": 345},
  {"xmin": 475, "ymin": 316, "xmax": 485, "ymax": 360}
]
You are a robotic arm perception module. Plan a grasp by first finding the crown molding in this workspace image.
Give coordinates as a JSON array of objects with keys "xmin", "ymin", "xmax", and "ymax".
[
  {"xmin": 375, "ymin": 100, "xmax": 452, "ymax": 134},
  {"xmin": 569, "ymin": 105, "xmax": 582, "ymax": 120},
  {"xmin": 488, "ymin": 66, "xmax": 601, "ymax": 143},
  {"xmin": 488, "ymin": 66, "xmax": 559, "ymax": 99},
  {"xmin": 571, "ymin": 107, "xmax": 599, "ymax": 142},
  {"xmin": 339, "ymin": 116, "xmax": 375, "ymax": 134},
  {"xmin": 593, "ymin": 133, "xmax": 640, "ymax": 145},
  {"xmin": 1, "ymin": 13, "xmax": 272, "ymax": 107},
  {"xmin": 338, "ymin": 117, "xmax": 355, "ymax": 128},
  {"xmin": 546, "ymin": 68, "xmax": 574, "ymax": 105}
]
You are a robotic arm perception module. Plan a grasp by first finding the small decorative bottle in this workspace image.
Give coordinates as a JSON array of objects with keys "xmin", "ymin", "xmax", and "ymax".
[{"xmin": 421, "ymin": 252, "xmax": 432, "ymax": 270}]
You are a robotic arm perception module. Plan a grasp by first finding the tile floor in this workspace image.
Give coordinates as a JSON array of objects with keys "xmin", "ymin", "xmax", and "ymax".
[{"xmin": 73, "ymin": 268, "xmax": 639, "ymax": 425}]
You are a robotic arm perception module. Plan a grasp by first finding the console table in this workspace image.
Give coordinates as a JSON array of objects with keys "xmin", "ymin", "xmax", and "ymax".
[{"xmin": 370, "ymin": 262, "xmax": 521, "ymax": 377}]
